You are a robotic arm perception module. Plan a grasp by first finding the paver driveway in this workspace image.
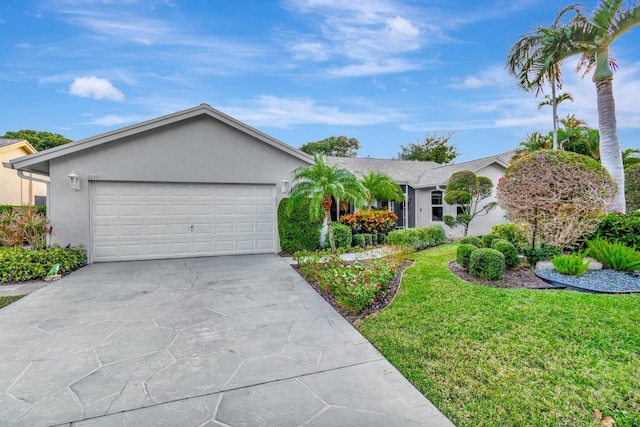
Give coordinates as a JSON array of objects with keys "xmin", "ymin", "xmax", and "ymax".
[{"xmin": 0, "ymin": 254, "xmax": 453, "ymax": 426}]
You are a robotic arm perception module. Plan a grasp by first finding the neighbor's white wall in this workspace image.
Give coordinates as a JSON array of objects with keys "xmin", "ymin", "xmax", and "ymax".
[{"xmin": 48, "ymin": 116, "xmax": 308, "ymax": 255}]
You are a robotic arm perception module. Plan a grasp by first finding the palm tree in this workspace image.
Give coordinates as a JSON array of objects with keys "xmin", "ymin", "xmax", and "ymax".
[
  {"xmin": 511, "ymin": 131, "xmax": 552, "ymax": 162},
  {"xmin": 538, "ymin": 92, "xmax": 574, "ymax": 141},
  {"xmin": 286, "ymin": 153, "xmax": 366, "ymax": 253},
  {"xmin": 547, "ymin": 0, "xmax": 640, "ymax": 212},
  {"xmin": 360, "ymin": 171, "xmax": 405, "ymax": 208},
  {"xmin": 622, "ymin": 148, "xmax": 640, "ymax": 169},
  {"xmin": 506, "ymin": 5, "xmax": 580, "ymax": 150}
]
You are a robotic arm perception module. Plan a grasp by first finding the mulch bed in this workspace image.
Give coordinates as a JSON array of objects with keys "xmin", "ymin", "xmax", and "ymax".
[{"xmin": 448, "ymin": 260, "xmax": 551, "ymax": 289}]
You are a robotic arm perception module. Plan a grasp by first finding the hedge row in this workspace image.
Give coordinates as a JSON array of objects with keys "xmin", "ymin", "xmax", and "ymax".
[
  {"xmin": 387, "ymin": 226, "xmax": 446, "ymax": 250},
  {"xmin": 0, "ymin": 246, "xmax": 86, "ymax": 283}
]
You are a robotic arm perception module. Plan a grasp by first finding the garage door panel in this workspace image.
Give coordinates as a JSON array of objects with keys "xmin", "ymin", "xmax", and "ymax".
[{"xmin": 92, "ymin": 182, "xmax": 276, "ymax": 261}]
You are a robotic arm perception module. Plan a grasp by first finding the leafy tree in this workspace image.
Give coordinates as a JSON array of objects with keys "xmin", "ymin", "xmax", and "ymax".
[
  {"xmin": 299, "ymin": 136, "xmax": 360, "ymax": 157},
  {"xmin": 556, "ymin": 114, "xmax": 600, "ymax": 160},
  {"xmin": 496, "ymin": 150, "xmax": 617, "ymax": 249},
  {"xmin": 548, "ymin": 1, "xmax": 640, "ymax": 213},
  {"xmin": 359, "ymin": 171, "xmax": 404, "ymax": 207},
  {"xmin": 286, "ymin": 153, "xmax": 366, "ymax": 253},
  {"xmin": 506, "ymin": 5, "xmax": 580, "ymax": 150},
  {"xmin": 397, "ymin": 130, "xmax": 459, "ymax": 164},
  {"xmin": 442, "ymin": 170, "xmax": 497, "ymax": 236},
  {"xmin": 2, "ymin": 130, "xmax": 72, "ymax": 151},
  {"xmin": 622, "ymin": 148, "xmax": 640, "ymax": 169},
  {"xmin": 512, "ymin": 131, "xmax": 552, "ymax": 162}
]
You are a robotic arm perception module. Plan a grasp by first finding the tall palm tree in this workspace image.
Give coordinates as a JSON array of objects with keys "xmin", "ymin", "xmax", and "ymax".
[
  {"xmin": 506, "ymin": 5, "xmax": 580, "ymax": 150},
  {"xmin": 558, "ymin": 0, "xmax": 640, "ymax": 212},
  {"xmin": 511, "ymin": 131, "xmax": 553, "ymax": 162},
  {"xmin": 360, "ymin": 171, "xmax": 405, "ymax": 208},
  {"xmin": 286, "ymin": 153, "xmax": 366, "ymax": 253}
]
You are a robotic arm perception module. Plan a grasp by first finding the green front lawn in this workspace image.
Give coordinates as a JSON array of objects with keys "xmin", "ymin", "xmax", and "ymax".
[
  {"xmin": 357, "ymin": 243, "xmax": 640, "ymax": 427},
  {"xmin": 0, "ymin": 295, "xmax": 23, "ymax": 309}
]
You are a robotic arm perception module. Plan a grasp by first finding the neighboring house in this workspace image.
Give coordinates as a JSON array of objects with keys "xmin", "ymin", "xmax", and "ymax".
[
  {"xmin": 0, "ymin": 138, "xmax": 48, "ymax": 206},
  {"xmin": 328, "ymin": 151, "xmax": 513, "ymax": 237},
  {"xmin": 4, "ymin": 104, "xmax": 511, "ymax": 263}
]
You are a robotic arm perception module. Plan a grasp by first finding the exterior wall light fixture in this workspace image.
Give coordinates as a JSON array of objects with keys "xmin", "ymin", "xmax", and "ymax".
[
  {"xmin": 68, "ymin": 171, "xmax": 80, "ymax": 191},
  {"xmin": 281, "ymin": 179, "xmax": 289, "ymax": 194}
]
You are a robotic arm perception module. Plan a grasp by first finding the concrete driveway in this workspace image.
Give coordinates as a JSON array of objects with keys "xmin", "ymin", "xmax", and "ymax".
[{"xmin": 0, "ymin": 254, "xmax": 453, "ymax": 426}]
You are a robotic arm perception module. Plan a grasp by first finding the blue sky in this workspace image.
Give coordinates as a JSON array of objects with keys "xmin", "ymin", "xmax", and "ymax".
[{"xmin": 1, "ymin": 0, "xmax": 639, "ymax": 162}]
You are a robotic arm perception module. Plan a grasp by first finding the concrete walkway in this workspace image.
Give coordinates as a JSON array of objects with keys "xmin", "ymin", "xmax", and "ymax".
[{"xmin": 0, "ymin": 254, "xmax": 453, "ymax": 426}]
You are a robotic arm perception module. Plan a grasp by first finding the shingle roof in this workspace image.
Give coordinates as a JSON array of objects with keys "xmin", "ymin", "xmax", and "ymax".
[{"xmin": 327, "ymin": 149, "xmax": 515, "ymax": 187}]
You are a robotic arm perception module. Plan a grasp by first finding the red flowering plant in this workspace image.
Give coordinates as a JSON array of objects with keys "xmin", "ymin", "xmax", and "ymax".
[{"xmin": 339, "ymin": 210, "xmax": 398, "ymax": 235}]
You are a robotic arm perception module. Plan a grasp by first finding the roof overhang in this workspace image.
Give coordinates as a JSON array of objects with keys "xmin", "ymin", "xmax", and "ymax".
[{"xmin": 4, "ymin": 104, "xmax": 313, "ymax": 175}]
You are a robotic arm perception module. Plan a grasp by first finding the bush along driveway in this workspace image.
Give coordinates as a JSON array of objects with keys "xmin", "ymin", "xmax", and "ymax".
[{"xmin": 357, "ymin": 243, "xmax": 640, "ymax": 427}]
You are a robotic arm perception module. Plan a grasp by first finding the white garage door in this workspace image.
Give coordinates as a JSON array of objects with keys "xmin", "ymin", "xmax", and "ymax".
[{"xmin": 91, "ymin": 182, "xmax": 276, "ymax": 262}]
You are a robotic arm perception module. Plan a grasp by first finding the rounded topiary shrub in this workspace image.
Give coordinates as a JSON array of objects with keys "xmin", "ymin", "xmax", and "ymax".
[
  {"xmin": 491, "ymin": 239, "xmax": 520, "ymax": 268},
  {"xmin": 469, "ymin": 248, "xmax": 505, "ymax": 281},
  {"xmin": 456, "ymin": 243, "xmax": 478, "ymax": 269},
  {"xmin": 378, "ymin": 233, "xmax": 387, "ymax": 244},
  {"xmin": 352, "ymin": 234, "xmax": 365, "ymax": 248},
  {"xmin": 481, "ymin": 234, "xmax": 500, "ymax": 248},
  {"xmin": 332, "ymin": 223, "xmax": 352, "ymax": 250},
  {"xmin": 363, "ymin": 233, "xmax": 374, "ymax": 246},
  {"xmin": 459, "ymin": 236, "xmax": 483, "ymax": 248},
  {"xmin": 277, "ymin": 198, "xmax": 322, "ymax": 254}
]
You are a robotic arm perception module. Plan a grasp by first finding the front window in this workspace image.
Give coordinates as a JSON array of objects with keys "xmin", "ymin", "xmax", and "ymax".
[{"xmin": 431, "ymin": 191, "xmax": 443, "ymax": 221}]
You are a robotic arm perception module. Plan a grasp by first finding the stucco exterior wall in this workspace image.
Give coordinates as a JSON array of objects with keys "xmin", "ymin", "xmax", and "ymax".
[
  {"xmin": 1, "ymin": 147, "xmax": 47, "ymax": 205},
  {"xmin": 414, "ymin": 163, "xmax": 508, "ymax": 238},
  {"xmin": 47, "ymin": 116, "xmax": 308, "ymax": 252}
]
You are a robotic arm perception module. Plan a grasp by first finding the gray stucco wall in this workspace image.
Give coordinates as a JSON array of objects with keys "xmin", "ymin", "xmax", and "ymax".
[
  {"xmin": 415, "ymin": 163, "xmax": 508, "ymax": 237},
  {"xmin": 48, "ymin": 116, "xmax": 308, "ymax": 258}
]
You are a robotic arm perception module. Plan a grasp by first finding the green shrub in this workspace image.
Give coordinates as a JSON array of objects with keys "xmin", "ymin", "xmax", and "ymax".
[
  {"xmin": 338, "ymin": 210, "xmax": 398, "ymax": 235},
  {"xmin": 277, "ymin": 198, "xmax": 322, "ymax": 254},
  {"xmin": 522, "ymin": 245, "xmax": 563, "ymax": 267},
  {"xmin": 626, "ymin": 163, "xmax": 640, "ymax": 212},
  {"xmin": 491, "ymin": 222, "xmax": 530, "ymax": 250},
  {"xmin": 353, "ymin": 234, "xmax": 366, "ymax": 248},
  {"xmin": 491, "ymin": 239, "xmax": 521, "ymax": 268},
  {"xmin": 456, "ymin": 244, "xmax": 478, "ymax": 269},
  {"xmin": 459, "ymin": 236, "xmax": 483, "ymax": 248},
  {"xmin": 586, "ymin": 237, "xmax": 640, "ymax": 272},
  {"xmin": 481, "ymin": 234, "xmax": 500, "ymax": 248},
  {"xmin": 593, "ymin": 211, "xmax": 640, "ymax": 249},
  {"xmin": 378, "ymin": 233, "xmax": 387, "ymax": 244},
  {"xmin": 552, "ymin": 252, "xmax": 590, "ymax": 276},
  {"xmin": 387, "ymin": 226, "xmax": 447, "ymax": 250},
  {"xmin": 469, "ymin": 248, "xmax": 505, "ymax": 281},
  {"xmin": 363, "ymin": 233, "xmax": 374, "ymax": 246},
  {"xmin": 332, "ymin": 223, "xmax": 352, "ymax": 250},
  {"xmin": 0, "ymin": 245, "xmax": 86, "ymax": 283}
]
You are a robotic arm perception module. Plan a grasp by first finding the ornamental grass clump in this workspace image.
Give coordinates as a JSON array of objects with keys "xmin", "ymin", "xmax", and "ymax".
[
  {"xmin": 586, "ymin": 237, "xmax": 640, "ymax": 272},
  {"xmin": 552, "ymin": 252, "xmax": 590, "ymax": 276}
]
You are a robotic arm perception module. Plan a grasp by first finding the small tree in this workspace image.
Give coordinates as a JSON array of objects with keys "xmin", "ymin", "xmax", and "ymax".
[
  {"xmin": 286, "ymin": 153, "xmax": 366, "ymax": 253},
  {"xmin": 443, "ymin": 170, "xmax": 497, "ymax": 236},
  {"xmin": 397, "ymin": 130, "xmax": 459, "ymax": 164},
  {"xmin": 299, "ymin": 136, "xmax": 360, "ymax": 157},
  {"xmin": 496, "ymin": 150, "xmax": 617, "ymax": 249},
  {"xmin": 359, "ymin": 171, "xmax": 404, "ymax": 207}
]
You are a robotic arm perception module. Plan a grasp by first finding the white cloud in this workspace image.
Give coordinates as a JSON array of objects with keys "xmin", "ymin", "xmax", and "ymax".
[
  {"xmin": 84, "ymin": 114, "xmax": 133, "ymax": 126},
  {"xmin": 218, "ymin": 95, "xmax": 407, "ymax": 128},
  {"xmin": 69, "ymin": 76, "xmax": 125, "ymax": 101},
  {"xmin": 326, "ymin": 59, "xmax": 421, "ymax": 77},
  {"xmin": 449, "ymin": 66, "xmax": 512, "ymax": 89}
]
